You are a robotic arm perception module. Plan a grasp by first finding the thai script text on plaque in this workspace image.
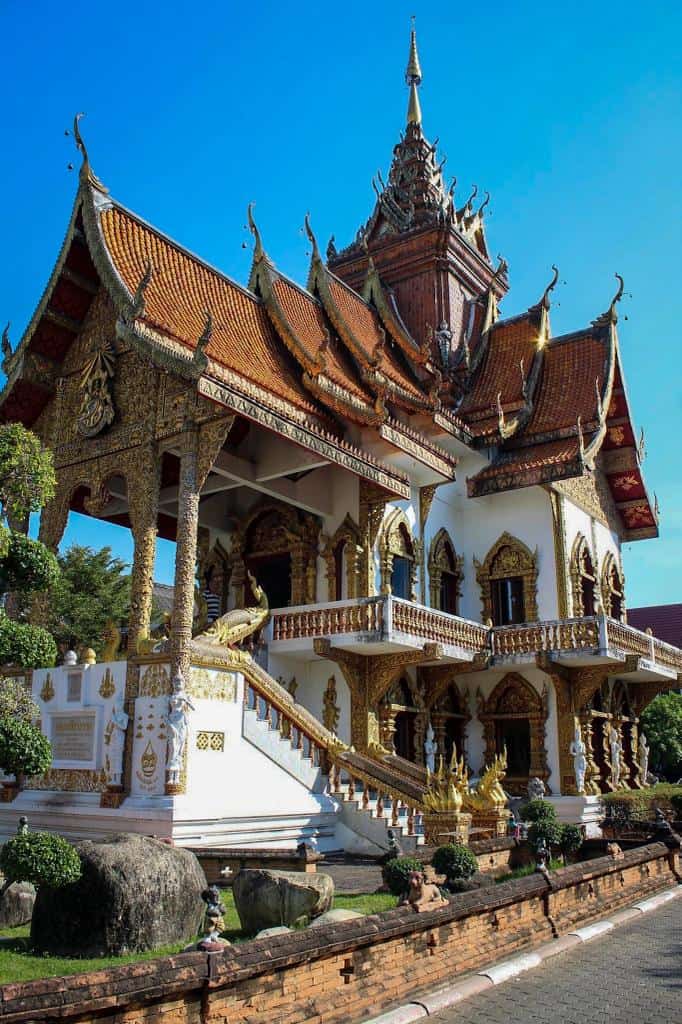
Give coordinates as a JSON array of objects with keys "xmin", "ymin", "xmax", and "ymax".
[{"xmin": 51, "ymin": 715, "xmax": 96, "ymax": 762}]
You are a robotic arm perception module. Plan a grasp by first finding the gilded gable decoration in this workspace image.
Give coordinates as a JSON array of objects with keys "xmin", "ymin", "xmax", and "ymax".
[
  {"xmin": 139, "ymin": 663, "xmax": 172, "ymax": 697},
  {"xmin": 474, "ymin": 532, "xmax": 539, "ymax": 623},
  {"xmin": 77, "ymin": 341, "xmax": 116, "ymax": 438},
  {"xmin": 569, "ymin": 534, "xmax": 597, "ymax": 617},
  {"xmin": 428, "ymin": 528, "xmax": 464, "ymax": 612},
  {"xmin": 378, "ymin": 508, "xmax": 418, "ymax": 600},
  {"xmin": 322, "ymin": 515, "xmax": 363, "ymax": 601}
]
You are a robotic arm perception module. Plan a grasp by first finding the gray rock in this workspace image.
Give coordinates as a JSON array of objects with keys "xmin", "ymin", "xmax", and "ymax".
[
  {"xmin": 233, "ymin": 869, "xmax": 333, "ymax": 934},
  {"xmin": 307, "ymin": 908, "xmax": 363, "ymax": 928},
  {"xmin": 31, "ymin": 833, "xmax": 206, "ymax": 956},
  {"xmin": 0, "ymin": 881, "xmax": 35, "ymax": 927},
  {"xmin": 256, "ymin": 925, "xmax": 292, "ymax": 938}
]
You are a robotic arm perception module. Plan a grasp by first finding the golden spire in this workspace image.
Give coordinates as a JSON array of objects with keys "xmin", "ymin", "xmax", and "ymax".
[{"xmin": 405, "ymin": 17, "xmax": 423, "ymax": 126}]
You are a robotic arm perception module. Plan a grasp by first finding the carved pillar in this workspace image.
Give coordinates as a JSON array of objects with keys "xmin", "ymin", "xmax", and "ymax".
[
  {"xmin": 378, "ymin": 704, "xmax": 398, "ymax": 752},
  {"xmin": 127, "ymin": 446, "xmax": 161, "ymax": 652},
  {"xmin": 358, "ymin": 482, "xmax": 386, "ymax": 598},
  {"xmin": 170, "ymin": 415, "xmax": 234, "ymax": 680},
  {"xmin": 170, "ymin": 427, "xmax": 201, "ymax": 682}
]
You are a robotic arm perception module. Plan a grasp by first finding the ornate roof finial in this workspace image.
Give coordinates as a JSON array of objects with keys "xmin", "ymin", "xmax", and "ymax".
[
  {"xmin": 541, "ymin": 264, "xmax": 560, "ymax": 309},
  {"xmin": 496, "ymin": 391, "xmax": 505, "ymax": 435},
  {"xmin": 304, "ymin": 212, "xmax": 322, "ymax": 262},
  {"xmin": 593, "ymin": 273, "xmax": 625, "ymax": 327},
  {"xmin": 577, "ymin": 415, "xmax": 585, "ymax": 458},
  {"xmin": 197, "ymin": 309, "xmax": 213, "ymax": 357},
  {"xmin": 1, "ymin": 322, "xmax": 11, "ymax": 365},
  {"xmin": 247, "ymin": 202, "xmax": 264, "ymax": 264},
  {"xmin": 69, "ymin": 113, "xmax": 109, "ymax": 194},
  {"xmin": 130, "ymin": 261, "xmax": 154, "ymax": 320},
  {"xmin": 477, "ymin": 191, "xmax": 491, "ymax": 217},
  {"xmin": 406, "ymin": 17, "xmax": 423, "ymax": 126}
]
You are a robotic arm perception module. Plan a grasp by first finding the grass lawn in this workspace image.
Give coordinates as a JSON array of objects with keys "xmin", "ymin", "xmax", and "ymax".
[{"xmin": 0, "ymin": 890, "xmax": 397, "ymax": 985}]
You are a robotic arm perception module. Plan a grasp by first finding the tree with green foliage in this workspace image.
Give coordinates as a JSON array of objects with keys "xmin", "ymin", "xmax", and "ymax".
[
  {"xmin": 0, "ymin": 822, "xmax": 81, "ymax": 897},
  {"xmin": 559, "ymin": 823, "xmax": 583, "ymax": 864},
  {"xmin": 0, "ymin": 424, "xmax": 59, "ymax": 669},
  {"xmin": 640, "ymin": 692, "xmax": 682, "ymax": 780},
  {"xmin": 0, "ymin": 677, "xmax": 39, "ymax": 722},
  {"xmin": 518, "ymin": 799, "xmax": 557, "ymax": 824},
  {"xmin": 45, "ymin": 545, "xmax": 131, "ymax": 657}
]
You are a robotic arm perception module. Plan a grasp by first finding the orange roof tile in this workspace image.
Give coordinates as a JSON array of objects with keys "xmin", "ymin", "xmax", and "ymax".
[
  {"xmin": 325, "ymin": 274, "xmax": 427, "ymax": 403},
  {"xmin": 468, "ymin": 437, "xmax": 582, "ymax": 496},
  {"xmin": 270, "ymin": 276, "xmax": 372, "ymax": 404},
  {"xmin": 524, "ymin": 330, "xmax": 606, "ymax": 436},
  {"xmin": 99, "ymin": 204, "xmax": 321, "ymax": 418},
  {"xmin": 458, "ymin": 314, "xmax": 538, "ymax": 431}
]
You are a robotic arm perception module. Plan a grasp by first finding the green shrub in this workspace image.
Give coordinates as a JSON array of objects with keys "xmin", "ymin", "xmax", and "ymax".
[
  {"xmin": 670, "ymin": 794, "xmax": 682, "ymax": 820},
  {"xmin": 0, "ymin": 423, "xmax": 56, "ymax": 522},
  {"xmin": 0, "ymin": 612, "xmax": 57, "ymax": 669},
  {"xmin": 0, "ymin": 830, "xmax": 81, "ymax": 889},
  {"xmin": 432, "ymin": 843, "xmax": 478, "ymax": 884},
  {"xmin": 0, "ymin": 718, "xmax": 52, "ymax": 782},
  {"xmin": 602, "ymin": 784, "xmax": 682, "ymax": 822},
  {"xmin": 518, "ymin": 799, "xmax": 557, "ymax": 824},
  {"xmin": 559, "ymin": 823, "xmax": 583, "ymax": 859},
  {"xmin": 381, "ymin": 856, "xmax": 424, "ymax": 896},
  {"xmin": 528, "ymin": 818, "xmax": 563, "ymax": 849},
  {"xmin": 0, "ymin": 533, "xmax": 59, "ymax": 594}
]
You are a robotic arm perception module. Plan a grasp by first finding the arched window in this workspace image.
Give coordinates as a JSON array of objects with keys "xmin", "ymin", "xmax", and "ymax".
[
  {"xmin": 570, "ymin": 534, "xmax": 596, "ymax": 617},
  {"xmin": 601, "ymin": 553, "xmax": 625, "ymax": 621},
  {"xmin": 428, "ymin": 528, "xmax": 464, "ymax": 614},
  {"xmin": 477, "ymin": 674, "xmax": 549, "ymax": 794},
  {"xmin": 322, "ymin": 515, "xmax": 362, "ymax": 601},
  {"xmin": 378, "ymin": 509, "xmax": 417, "ymax": 600},
  {"xmin": 474, "ymin": 533, "xmax": 539, "ymax": 626}
]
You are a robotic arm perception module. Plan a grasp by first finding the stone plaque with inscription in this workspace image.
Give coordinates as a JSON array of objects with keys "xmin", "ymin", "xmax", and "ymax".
[{"xmin": 51, "ymin": 714, "xmax": 96, "ymax": 764}]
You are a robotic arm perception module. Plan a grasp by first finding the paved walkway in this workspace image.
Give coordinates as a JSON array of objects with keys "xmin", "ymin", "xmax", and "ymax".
[{"xmin": 431, "ymin": 900, "xmax": 681, "ymax": 1024}]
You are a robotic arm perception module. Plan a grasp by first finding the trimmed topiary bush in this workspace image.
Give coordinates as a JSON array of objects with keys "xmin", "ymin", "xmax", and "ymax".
[
  {"xmin": 559, "ymin": 823, "xmax": 583, "ymax": 862},
  {"xmin": 0, "ymin": 830, "xmax": 81, "ymax": 891},
  {"xmin": 602, "ymin": 784, "xmax": 682, "ymax": 823},
  {"xmin": 382, "ymin": 856, "xmax": 424, "ymax": 896},
  {"xmin": 0, "ymin": 717, "xmax": 52, "ymax": 785},
  {"xmin": 432, "ymin": 843, "xmax": 478, "ymax": 885},
  {"xmin": 670, "ymin": 794, "xmax": 682, "ymax": 820},
  {"xmin": 0, "ymin": 533, "xmax": 59, "ymax": 594},
  {"xmin": 528, "ymin": 818, "xmax": 563, "ymax": 850},
  {"xmin": 0, "ymin": 612, "xmax": 57, "ymax": 669},
  {"xmin": 518, "ymin": 799, "xmax": 557, "ymax": 824}
]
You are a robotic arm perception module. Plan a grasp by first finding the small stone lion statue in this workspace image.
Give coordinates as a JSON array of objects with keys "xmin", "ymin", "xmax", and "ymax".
[
  {"xmin": 606, "ymin": 842, "xmax": 624, "ymax": 860},
  {"xmin": 399, "ymin": 870, "xmax": 449, "ymax": 913}
]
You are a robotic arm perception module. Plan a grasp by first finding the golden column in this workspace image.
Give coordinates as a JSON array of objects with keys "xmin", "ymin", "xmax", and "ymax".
[
  {"xmin": 127, "ymin": 445, "xmax": 161, "ymax": 653},
  {"xmin": 170, "ymin": 425, "xmax": 201, "ymax": 683}
]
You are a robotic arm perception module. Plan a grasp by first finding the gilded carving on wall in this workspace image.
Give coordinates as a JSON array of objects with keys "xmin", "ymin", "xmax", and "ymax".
[
  {"xmin": 139, "ymin": 663, "xmax": 172, "ymax": 697},
  {"xmin": 27, "ymin": 768, "xmax": 108, "ymax": 793},
  {"xmin": 474, "ymin": 532, "xmax": 539, "ymax": 623},
  {"xmin": 600, "ymin": 552, "xmax": 626, "ymax": 620},
  {"xmin": 196, "ymin": 731, "xmax": 225, "ymax": 752},
  {"xmin": 98, "ymin": 668, "xmax": 116, "ymax": 699},
  {"xmin": 323, "ymin": 676, "xmax": 341, "ymax": 733},
  {"xmin": 77, "ymin": 342, "xmax": 116, "ymax": 438},
  {"xmin": 188, "ymin": 668, "xmax": 238, "ymax": 702},
  {"xmin": 39, "ymin": 674, "xmax": 55, "ymax": 702}
]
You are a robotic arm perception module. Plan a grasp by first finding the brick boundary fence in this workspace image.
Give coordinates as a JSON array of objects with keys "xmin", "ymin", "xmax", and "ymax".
[{"xmin": 0, "ymin": 841, "xmax": 678, "ymax": 1023}]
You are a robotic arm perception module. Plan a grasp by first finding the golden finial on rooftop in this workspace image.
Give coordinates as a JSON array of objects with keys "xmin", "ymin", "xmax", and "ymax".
[
  {"xmin": 406, "ymin": 17, "xmax": 423, "ymax": 126},
  {"xmin": 69, "ymin": 113, "xmax": 109, "ymax": 194}
]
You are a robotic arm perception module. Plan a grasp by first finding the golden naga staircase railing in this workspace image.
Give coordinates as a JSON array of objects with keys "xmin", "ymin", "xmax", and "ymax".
[{"xmin": 240, "ymin": 657, "xmax": 426, "ymax": 830}]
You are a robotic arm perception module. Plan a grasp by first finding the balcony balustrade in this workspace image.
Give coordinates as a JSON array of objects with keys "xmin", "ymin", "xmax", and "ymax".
[{"xmin": 269, "ymin": 599, "xmax": 682, "ymax": 678}]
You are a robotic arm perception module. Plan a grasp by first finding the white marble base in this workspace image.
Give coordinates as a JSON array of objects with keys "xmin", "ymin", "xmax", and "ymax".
[{"xmin": 547, "ymin": 795, "xmax": 605, "ymax": 837}]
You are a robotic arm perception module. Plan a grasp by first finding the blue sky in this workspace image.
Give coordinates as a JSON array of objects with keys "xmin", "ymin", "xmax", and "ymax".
[{"xmin": 2, "ymin": 1, "xmax": 680, "ymax": 606}]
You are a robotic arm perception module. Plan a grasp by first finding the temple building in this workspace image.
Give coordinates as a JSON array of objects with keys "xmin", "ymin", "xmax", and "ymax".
[{"xmin": 0, "ymin": 28, "xmax": 679, "ymax": 849}]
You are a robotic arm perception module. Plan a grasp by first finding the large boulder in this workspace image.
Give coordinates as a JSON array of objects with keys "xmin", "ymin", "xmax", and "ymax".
[
  {"xmin": 0, "ymin": 881, "xmax": 35, "ymax": 927},
  {"xmin": 31, "ymin": 833, "xmax": 206, "ymax": 956},
  {"xmin": 233, "ymin": 869, "xmax": 333, "ymax": 934}
]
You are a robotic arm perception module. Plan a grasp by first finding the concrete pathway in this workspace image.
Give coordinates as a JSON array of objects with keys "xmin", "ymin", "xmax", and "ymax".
[{"xmin": 431, "ymin": 898, "xmax": 681, "ymax": 1024}]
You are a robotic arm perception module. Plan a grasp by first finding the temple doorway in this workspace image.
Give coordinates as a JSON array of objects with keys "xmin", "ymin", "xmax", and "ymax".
[{"xmin": 246, "ymin": 553, "xmax": 292, "ymax": 610}]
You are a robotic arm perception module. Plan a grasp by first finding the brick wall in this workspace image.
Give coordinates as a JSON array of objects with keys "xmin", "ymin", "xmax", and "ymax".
[{"xmin": 1, "ymin": 842, "xmax": 678, "ymax": 1024}]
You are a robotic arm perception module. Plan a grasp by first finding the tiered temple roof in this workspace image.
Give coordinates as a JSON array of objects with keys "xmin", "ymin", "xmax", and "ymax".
[{"xmin": 0, "ymin": 32, "xmax": 658, "ymax": 539}]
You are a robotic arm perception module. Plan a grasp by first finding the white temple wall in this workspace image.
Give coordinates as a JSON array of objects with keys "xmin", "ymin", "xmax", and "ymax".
[
  {"xmin": 266, "ymin": 654, "xmax": 352, "ymax": 745},
  {"xmin": 562, "ymin": 497, "xmax": 623, "ymax": 609},
  {"xmin": 425, "ymin": 482, "xmax": 559, "ymax": 622},
  {"xmin": 316, "ymin": 471, "xmax": 360, "ymax": 601}
]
